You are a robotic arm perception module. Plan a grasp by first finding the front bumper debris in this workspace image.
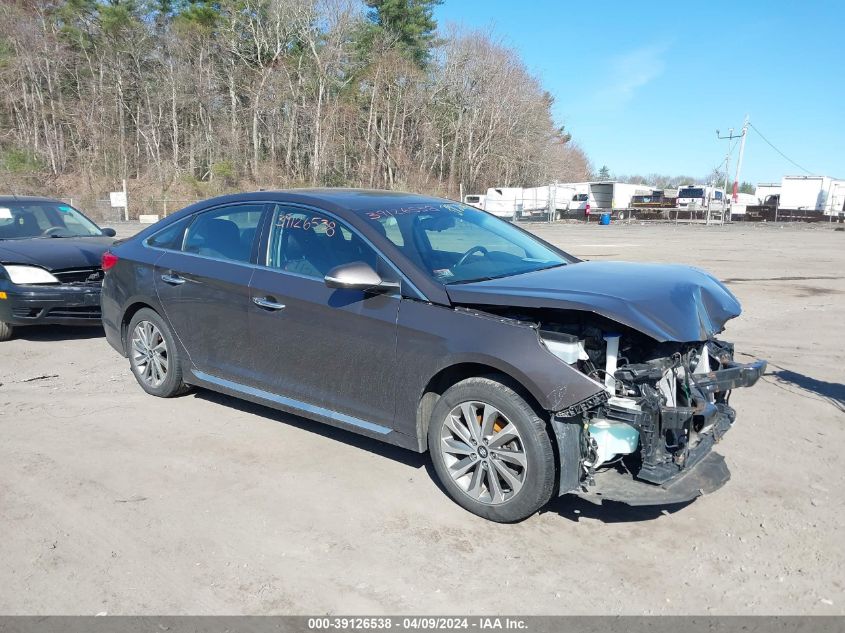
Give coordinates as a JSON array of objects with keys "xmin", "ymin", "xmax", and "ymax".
[
  {"xmin": 576, "ymin": 450, "xmax": 731, "ymax": 506},
  {"xmin": 555, "ymin": 352, "xmax": 766, "ymax": 504},
  {"xmin": 693, "ymin": 360, "xmax": 767, "ymax": 394}
]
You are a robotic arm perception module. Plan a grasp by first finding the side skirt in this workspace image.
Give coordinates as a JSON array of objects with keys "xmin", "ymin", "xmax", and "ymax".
[{"xmin": 188, "ymin": 369, "xmax": 421, "ymax": 452}]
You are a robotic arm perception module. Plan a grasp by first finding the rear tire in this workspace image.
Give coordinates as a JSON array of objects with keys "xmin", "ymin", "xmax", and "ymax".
[
  {"xmin": 0, "ymin": 321, "xmax": 13, "ymax": 342},
  {"xmin": 126, "ymin": 308, "xmax": 188, "ymax": 398},
  {"xmin": 428, "ymin": 376, "xmax": 556, "ymax": 522}
]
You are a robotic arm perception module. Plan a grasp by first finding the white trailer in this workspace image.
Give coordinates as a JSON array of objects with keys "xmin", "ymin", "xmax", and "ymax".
[
  {"xmin": 467, "ymin": 182, "xmax": 651, "ymax": 221},
  {"xmin": 480, "ymin": 187, "xmax": 524, "ymax": 218},
  {"xmin": 780, "ymin": 176, "xmax": 845, "ymax": 215},
  {"xmin": 605, "ymin": 182, "xmax": 652, "ymax": 210},
  {"xmin": 554, "ymin": 181, "xmax": 650, "ymax": 216},
  {"xmin": 468, "ymin": 185, "xmax": 579, "ymax": 219},
  {"xmin": 829, "ymin": 181, "xmax": 845, "ymax": 216},
  {"xmin": 520, "ymin": 185, "xmax": 577, "ymax": 218}
]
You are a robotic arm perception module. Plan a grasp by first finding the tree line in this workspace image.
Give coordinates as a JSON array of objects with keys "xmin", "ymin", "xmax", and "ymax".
[{"xmin": 0, "ymin": 0, "xmax": 592, "ymax": 207}]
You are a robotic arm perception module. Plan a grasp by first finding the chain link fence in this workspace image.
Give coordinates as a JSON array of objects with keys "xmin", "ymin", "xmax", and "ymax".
[{"xmin": 59, "ymin": 197, "xmax": 201, "ymax": 225}]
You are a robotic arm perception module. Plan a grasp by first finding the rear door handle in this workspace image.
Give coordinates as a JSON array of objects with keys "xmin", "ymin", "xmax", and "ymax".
[
  {"xmin": 160, "ymin": 273, "xmax": 186, "ymax": 285},
  {"xmin": 252, "ymin": 296, "xmax": 286, "ymax": 311}
]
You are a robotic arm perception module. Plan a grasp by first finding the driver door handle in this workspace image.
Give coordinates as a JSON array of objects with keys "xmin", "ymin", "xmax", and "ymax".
[
  {"xmin": 252, "ymin": 296, "xmax": 286, "ymax": 311},
  {"xmin": 160, "ymin": 273, "xmax": 186, "ymax": 286}
]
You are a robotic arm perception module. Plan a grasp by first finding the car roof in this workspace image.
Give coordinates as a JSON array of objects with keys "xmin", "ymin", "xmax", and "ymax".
[
  {"xmin": 195, "ymin": 188, "xmax": 452, "ymax": 213},
  {"xmin": 0, "ymin": 195, "xmax": 64, "ymax": 204}
]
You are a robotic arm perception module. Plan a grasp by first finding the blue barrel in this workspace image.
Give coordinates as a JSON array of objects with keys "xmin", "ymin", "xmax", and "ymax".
[{"xmin": 600, "ymin": 212, "xmax": 611, "ymax": 225}]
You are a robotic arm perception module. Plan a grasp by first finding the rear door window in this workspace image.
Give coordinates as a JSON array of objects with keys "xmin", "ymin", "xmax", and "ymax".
[{"xmin": 182, "ymin": 204, "xmax": 265, "ymax": 263}]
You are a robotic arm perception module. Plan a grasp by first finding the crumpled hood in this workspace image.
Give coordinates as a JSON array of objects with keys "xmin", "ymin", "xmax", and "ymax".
[
  {"xmin": 445, "ymin": 260, "xmax": 741, "ymax": 342},
  {"xmin": 0, "ymin": 236, "xmax": 115, "ymax": 271}
]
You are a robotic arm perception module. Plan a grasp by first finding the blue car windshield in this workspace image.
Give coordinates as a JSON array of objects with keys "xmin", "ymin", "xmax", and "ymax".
[
  {"xmin": 360, "ymin": 202, "xmax": 568, "ymax": 284},
  {"xmin": 0, "ymin": 202, "xmax": 102, "ymax": 239}
]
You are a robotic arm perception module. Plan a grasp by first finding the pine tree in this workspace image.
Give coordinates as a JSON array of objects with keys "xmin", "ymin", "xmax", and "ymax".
[{"xmin": 364, "ymin": 0, "xmax": 442, "ymax": 67}]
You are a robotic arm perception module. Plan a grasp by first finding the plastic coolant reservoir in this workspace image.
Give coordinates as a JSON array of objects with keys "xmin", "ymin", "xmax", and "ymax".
[
  {"xmin": 588, "ymin": 418, "xmax": 640, "ymax": 466},
  {"xmin": 540, "ymin": 330, "xmax": 589, "ymax": 364}
]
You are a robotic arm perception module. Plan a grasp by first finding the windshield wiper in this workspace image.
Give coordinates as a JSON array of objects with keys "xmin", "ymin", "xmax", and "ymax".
[{"xmin": 447, "ymin": 262, "xmax": 567, "ymax": 285}]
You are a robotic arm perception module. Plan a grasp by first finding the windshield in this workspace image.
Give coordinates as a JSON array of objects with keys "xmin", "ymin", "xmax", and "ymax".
[
  {"xmin": 678, "ymin": 188, "xmax": 705, "ymax": 199},
  {"xmin": 361, "ymin": 202, "xmax": 568, "ymax": 284},
  {"xmin": 0, "ymin": 201, "xmax": 103, "ymax": 239}
]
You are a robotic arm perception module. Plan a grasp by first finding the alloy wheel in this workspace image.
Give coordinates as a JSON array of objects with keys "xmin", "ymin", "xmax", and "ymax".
[
  {"xmin": 131, "ymin": 320, "xmax": 169, "ymax": 388},
  {"xmin": 439, "ymin": 401, "xmax": 528, "ymax": 505}
]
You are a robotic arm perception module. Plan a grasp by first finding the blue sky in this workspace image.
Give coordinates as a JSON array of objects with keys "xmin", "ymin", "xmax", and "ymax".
[{"xmin": 434, "ymin": 0, "xmax": 844, "ymax": 184}]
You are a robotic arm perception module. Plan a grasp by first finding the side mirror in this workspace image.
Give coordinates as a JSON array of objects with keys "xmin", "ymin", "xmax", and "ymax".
[
  {"xmin": 324, "ymin": 261, "xmax": 399, "ymax": 292},
  {"xmin": 101, "ymin": 227, "xmax": 117, "ymax": 237}
]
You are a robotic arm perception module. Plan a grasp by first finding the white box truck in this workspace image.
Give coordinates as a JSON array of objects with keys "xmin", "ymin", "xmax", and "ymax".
[{"xmin": 780, "ymin": 176, "xmax": 845, "ymax": 215}]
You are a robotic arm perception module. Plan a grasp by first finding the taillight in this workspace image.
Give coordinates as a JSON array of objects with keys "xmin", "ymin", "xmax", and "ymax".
[{"xmin": 101, "ymin": 251, "xmax": 119, "ymax": 271}]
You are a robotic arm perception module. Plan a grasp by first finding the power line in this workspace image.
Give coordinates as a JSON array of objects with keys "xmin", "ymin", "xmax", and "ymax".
[
  {"xmin": 748, "ymin": 122, "xmax": 813, "ymax": 175},
  {"xmin": 708, "ymin": 136, "xmax": 739, "ymax": 180}
]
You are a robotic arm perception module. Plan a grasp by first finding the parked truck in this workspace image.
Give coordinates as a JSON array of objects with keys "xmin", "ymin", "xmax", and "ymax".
[
  {"xmin": 742, "ymin": 194, "xmax": 781, "ymax": 221},
  {"xmin": 630, "ymin": 189, "xmax": 678, "ymax": 208},
  {"xmin": 677, "ymin": 185, "xmax": 727, "ymax": 212},
  {"xmin": 779, "ymin": 175, "xmax": 845, "ymax": 216}
]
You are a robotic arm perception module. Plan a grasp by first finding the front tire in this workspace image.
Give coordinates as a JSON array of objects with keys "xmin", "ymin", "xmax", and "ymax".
[
  {"xmin": 127, "ymin": 308, "xmax": 188, "ymax": 397},
  {"xmin": 0, "ymin": 321, "xmax": 13, "ymax": 342},
  {"xmin": 428, "ymin": 376, "xmax": 556, "ymax": 522}
]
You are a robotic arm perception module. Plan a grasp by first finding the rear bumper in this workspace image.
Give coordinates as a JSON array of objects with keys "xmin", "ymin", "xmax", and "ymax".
[{"xmin": 0, "ymin": 282, "xmax": 102, "ymax": 326}]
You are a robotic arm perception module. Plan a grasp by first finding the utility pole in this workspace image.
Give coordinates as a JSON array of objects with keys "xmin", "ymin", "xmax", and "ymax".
[
  {"xmin": 716, "ymin": 125, "xmax": 742, "ymax": 193},
  {"xmin": 716, "ymin": 127, "xmax": 734, "ymax": 195},
  {"xmin": 733, "ymin": 115, "xmax": 750, "ymax": 202}
]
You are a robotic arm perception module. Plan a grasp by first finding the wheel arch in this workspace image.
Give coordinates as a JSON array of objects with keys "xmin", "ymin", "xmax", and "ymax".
[
  {"xmin": 414, "ymin": 361, "xmax": 546, "ymax": 453},
  {"xmin": 120, "ymin": 301, "xmax": 160, "ymax": 354}
]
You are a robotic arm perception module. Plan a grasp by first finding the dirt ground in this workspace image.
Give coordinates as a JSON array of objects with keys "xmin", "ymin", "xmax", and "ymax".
[{"xmin": 1, "ymin": 221, "xmax": 843, "ymax": 615}]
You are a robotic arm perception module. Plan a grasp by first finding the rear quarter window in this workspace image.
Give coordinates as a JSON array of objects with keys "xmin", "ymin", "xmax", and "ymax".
[{"xmin": 146, "ymin": 216, "xmax": 192, "ymax": 250}]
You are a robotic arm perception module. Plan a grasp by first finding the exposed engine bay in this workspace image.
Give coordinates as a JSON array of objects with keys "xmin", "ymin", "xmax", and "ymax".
[{"xmin": 472, "ymin": 307, "xmax": 766, "ymax": 495}]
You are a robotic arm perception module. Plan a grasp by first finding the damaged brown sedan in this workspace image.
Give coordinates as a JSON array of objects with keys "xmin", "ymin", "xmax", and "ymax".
[{"xmin": 101, "ymin": 190, "xmax": 765, "ymax": 522}]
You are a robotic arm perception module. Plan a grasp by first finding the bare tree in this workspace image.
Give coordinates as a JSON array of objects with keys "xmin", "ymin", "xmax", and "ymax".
[{"xmin": 0, "ymin": 0, "xmax": 592, "ymax": 204}]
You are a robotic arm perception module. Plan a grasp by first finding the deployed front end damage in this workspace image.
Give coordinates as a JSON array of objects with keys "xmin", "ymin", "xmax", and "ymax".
[
  {"xmin": 446, "ymin": 260, "xmax": 766, "ymax": 506},
  {"xmin": 543, "ymin": 324, "xmax": 765, "ymax": 505},
  {"xmin": 453, "ymin": 303, "xmax": 766, "ymax": 506}
]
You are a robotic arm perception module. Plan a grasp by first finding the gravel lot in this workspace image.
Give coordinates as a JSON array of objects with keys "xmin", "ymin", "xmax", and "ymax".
[{"xmin": 1, "ymin": 221, "xmax": 843, "ymax": 615}]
